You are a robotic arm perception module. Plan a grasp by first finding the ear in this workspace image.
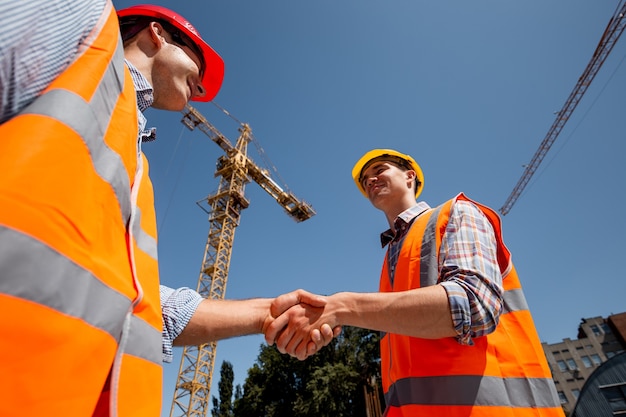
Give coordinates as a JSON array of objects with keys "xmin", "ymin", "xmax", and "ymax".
[
  {"xmin": 147, "ymin": 21, "xmax": 167, "ymax": 51},
  {"xmin": 405, "ymin": 169, "xmax": 416, "ymax": 189}
]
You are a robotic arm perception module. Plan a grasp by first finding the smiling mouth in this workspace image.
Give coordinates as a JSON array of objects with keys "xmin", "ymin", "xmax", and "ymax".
[{"xmin": 368, "ymin": 184, "xmax": 384, "ymax": 196}]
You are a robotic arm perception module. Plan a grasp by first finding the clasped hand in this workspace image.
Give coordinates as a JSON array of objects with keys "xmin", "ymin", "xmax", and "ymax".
[{"xmin": 263, "ymin": 289, "xmax": 341, "ymax": 360}]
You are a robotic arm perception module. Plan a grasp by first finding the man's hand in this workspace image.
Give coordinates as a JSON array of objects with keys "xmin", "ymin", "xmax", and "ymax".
[{"xmin": 264, "ymin": 289, "xmax": 341, "ymax": 360}]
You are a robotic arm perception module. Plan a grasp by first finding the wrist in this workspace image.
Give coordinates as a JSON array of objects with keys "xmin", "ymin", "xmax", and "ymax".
[{"xmin": 256, "ymin": 298, "xmax": 274, "ymax": 334}]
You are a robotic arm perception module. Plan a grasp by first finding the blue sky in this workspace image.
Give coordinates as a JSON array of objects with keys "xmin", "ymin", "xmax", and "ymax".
[{"xmin": 112, "ymin": 0, "xmax": 626, "ymax": 414}]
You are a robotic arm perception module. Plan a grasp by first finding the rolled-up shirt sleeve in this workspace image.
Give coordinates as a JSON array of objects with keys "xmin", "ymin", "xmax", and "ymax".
[
  {"xmin": 160, "ymin": 285, "xmax": 204, "ymax": 362},
  {"xmin": 438, "ymin": 200, "xmax": 503, "ymax": 346}
]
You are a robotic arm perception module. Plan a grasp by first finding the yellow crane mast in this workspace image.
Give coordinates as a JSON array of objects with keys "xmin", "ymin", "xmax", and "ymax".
[{"xmin": 168, "ymin": 105, "xmax": 316, "ymax": 417}]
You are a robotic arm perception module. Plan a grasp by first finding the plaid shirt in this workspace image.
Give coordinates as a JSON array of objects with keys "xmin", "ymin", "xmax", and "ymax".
[{"xmin": 381, "ymin": 199, "xmax": 503, "ymax": 345}]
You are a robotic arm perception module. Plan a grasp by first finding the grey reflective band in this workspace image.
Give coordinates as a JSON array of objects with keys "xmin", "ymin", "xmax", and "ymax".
[
  {"xmin": 0, "ymin": 226, "xmax": 162, "ymax": 366},
  {"xmin": 127, "ymin": 315, "xmax": 162, "ymax": 364},
  {"xmin": 385, "ymin": 374, "xmax": 561, "ymax": 408},
  {"xmin": 131, "ymin": 205, "xmax": 158, "ymax": 261},
  {"xmin": 0, "ymin": 226, "xmax": 129, "ymax": 340},
  {"xmin": 502, "ymin": 287, "xmax": 529, "ymax": 314},
  {"xmin": 419, "ymin": 206, "xmax": 442, "ymax": 288}
]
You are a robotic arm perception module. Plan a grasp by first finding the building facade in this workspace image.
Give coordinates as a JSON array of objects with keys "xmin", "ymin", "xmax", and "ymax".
[{"xmin": 542, "ymin": 312, "xmax": 626, "ymax": 414}]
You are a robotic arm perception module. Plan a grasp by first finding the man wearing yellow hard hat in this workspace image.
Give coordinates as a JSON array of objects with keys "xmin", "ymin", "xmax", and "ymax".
[{"xmin": 267, "ymin": 149, "xmax": 565, "ymax": 416}]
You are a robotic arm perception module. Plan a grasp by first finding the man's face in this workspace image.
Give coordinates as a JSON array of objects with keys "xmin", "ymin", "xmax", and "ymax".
[
  {"xmin": 360, "ymin": 161, "xmax": 413, "ymax": 205},
  {"xmin": 151, "ymin": 24, "xmax": 205, "ymax": 110}
]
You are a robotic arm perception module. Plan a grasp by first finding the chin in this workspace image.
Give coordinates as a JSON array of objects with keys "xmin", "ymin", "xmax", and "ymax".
[{"xmin": 152, "ymin": 100, "xmax": 186, "ymax": 112}]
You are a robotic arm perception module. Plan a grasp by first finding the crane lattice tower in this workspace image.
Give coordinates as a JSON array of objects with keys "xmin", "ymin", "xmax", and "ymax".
[{"xmin": 169, "ymin": 105, "xmax": 315, "ymax": 417}]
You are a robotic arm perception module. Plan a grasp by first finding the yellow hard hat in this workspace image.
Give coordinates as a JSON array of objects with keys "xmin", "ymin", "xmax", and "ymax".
[{"xmin": 352, "ymin": 149, "xmax": 424, "ymax": 199}]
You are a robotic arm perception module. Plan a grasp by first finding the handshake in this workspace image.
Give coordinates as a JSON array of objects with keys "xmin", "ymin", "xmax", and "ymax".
[{"xmin": 262, "ymin": 289, "xmax": 342, "ymax": 361}]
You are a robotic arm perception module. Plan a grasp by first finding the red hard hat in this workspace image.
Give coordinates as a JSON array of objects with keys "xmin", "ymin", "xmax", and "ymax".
[{"xmin": 117, "ymin": 4, "xmax": 225, "ymax": 102}]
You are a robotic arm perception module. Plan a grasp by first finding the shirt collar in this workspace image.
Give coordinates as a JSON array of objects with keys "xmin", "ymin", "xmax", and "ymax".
[
  {"xmin": 125, "ymin": 60, "xmax": 156, "ymax": 143},
  {"xmin": 380, "ymin": 201, "xmax": 431, "ymax": 247},
  {"xmin": 125, "ymin": 60, "xmax": 154, "ymax": 112}
]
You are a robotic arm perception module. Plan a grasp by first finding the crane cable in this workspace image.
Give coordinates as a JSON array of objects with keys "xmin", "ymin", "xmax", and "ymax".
[
  {"xmin": 157, "ymin": 101, "xmax": 296, "ymax": 233},
  {"xmin": 500, "ymin": 0, "xmax": 626, "ymax": 215},
  {"xmin": 157, "ymin": 124, "xmax": 195, "ymax": 233},
  {"xmin": 210, "ymin": 101, "xmax": 293, "ymax": 193},
  {"xmin": 515, "ymin": 50, "xmax": 626, "ymax": 205}
]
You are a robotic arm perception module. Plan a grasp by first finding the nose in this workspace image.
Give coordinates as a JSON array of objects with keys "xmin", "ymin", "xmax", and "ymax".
[
  {"xmin": 193, "ymin": 81, "xmax": 206, "ymax": 99},
  {"xmin": 363, "ymin": 175, "xmax": 377, "ymax": 190}
]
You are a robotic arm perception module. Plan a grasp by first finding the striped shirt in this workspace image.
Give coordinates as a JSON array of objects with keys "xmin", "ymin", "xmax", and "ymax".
[
  {"xmin": 0, "ymin": 0, "xmax": 203, "ymax": 363},
  {"xmin": 0, "ymin": 0, "xmax": 106, "ymax": 123},
  {"xmin": 382, "ymin": 200, "xmax": 503, "ymax": 345},
  {"xmin": 160, "ymin": 286, "xmax": 203, "ymax": 362}
]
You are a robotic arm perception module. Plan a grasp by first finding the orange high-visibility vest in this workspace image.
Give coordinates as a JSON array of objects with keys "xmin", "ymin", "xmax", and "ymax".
[
  {"xmin": 0, "ymin": 3, "xmax": 162, "ymax": 416},
  {"xmin": 379, "ymin": 193, "xmax": 564, "ymax": 417}
]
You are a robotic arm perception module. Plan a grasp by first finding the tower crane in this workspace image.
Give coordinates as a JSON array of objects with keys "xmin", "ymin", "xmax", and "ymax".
[
  {"xmin": 168, "ymin": 104, "xmax": 316, "ymax": 417},
  {"xmin": 500, "ymin": 0, "xmax": 626, "ymax": 215}
]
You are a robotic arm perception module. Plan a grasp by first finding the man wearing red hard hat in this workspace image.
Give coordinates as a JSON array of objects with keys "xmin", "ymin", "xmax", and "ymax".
[{"xmin": 0, "ymin": 2, "xmax": 331, "ymax": 415}]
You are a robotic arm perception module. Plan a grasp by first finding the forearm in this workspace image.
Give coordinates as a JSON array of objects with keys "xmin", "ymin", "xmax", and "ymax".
[
  {"xmin": 329, "ymin": 285, "xmax": 457, "ymax": 339},
  {"xmin": 173, "ymin": 298, "xmax": 272, "ymax": 346}
]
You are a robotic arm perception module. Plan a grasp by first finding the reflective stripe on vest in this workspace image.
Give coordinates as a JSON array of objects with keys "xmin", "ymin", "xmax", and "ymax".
[
  {"xmin": 385, "ymin": 375, "xmax": 561, "ymax": 407},
  {"xmin": 379, "ymin": 194, "xmax": 563, "ymax": 415},
  {"xmin": 0, "ymin": 226, "xmax": 161, "ymax": 364},
  {"xmin": 20, "ymin": 69, "xmax": 157, "ymax": 261}
]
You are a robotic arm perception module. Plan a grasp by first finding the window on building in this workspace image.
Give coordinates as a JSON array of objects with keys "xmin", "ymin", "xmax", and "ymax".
[
  {"xmin": 552, "ymin": 350, "xmax": 560, "ymax": 355},
  {"xmin": 566, "ymin": 358, "xmax": 577, "ymax": 371},
  {"xmin": 581, "ymin": 356, "xmax": 592, "ymax": 368},
  {"xmin": 590, "ymin": 324, "xmax": 601, "ymax": 336},
  {"xmin": 558, "ymin": 391, "xmax": 568, "ymax": 404},
  {"xmin": 576, "ymin": 346, "xmax": 583, "ymax": 351},
  {"xmin": 591, "ymin": 354, "xmax": 602, "ymax": 365},
  {"xmin": 601, "ymin": 322, "xmax": 612, "ymax": 334},
  {"xmin": 599, "ymin": 383, "xmax": 626, "ymax": 414},
  {"xmin": 607, "ymin": 351, "xmax": 616, "ymax": 359},
  {"xmin": 572, "ymin": 389, "xmax": 580, "ymax": 400},
  {"xmin": 557, "ymin": 360, "xmax": 568, "ymax": 372}
]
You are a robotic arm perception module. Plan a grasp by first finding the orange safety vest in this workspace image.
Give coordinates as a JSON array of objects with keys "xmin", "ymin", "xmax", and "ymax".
[
  {"xmin": 0, "ymin": 3, "xmax": 162, "ymax": 416},
  {"xmin": 379, "ymin": 193, "xmax": 564, "ymax": 417}
]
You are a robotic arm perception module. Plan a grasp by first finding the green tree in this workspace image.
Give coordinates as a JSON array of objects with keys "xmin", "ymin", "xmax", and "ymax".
[
  {"xmin": 212, "ymin": 360, "xmax": 235, "ymax": 417},
  {"xmin": 233, "ymin": 327, "xmax": 383, "ymax": 417}
]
